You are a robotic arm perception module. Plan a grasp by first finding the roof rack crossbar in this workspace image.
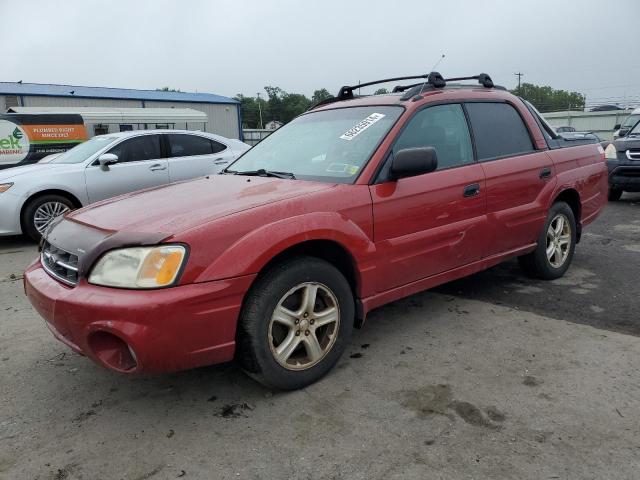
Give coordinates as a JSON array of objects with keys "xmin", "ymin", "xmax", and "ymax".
[
  {"xmin": 310, "ymin": 72, "xmax": 499, "ymax": 111},
  {"xmin": 337, "ymin": 74, "xmax": 430, "ymax": 100},
  {"xmin": 445, "ymin": 73, "xmax": 494, "ymax": 88}
]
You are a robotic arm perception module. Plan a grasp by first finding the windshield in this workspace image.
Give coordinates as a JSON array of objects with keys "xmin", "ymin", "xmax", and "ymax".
[
  {"xmin": 226, "ymin": 106, "xmax": 403, "ymax": 183},
  {"xmin": 50, "ymin": 136, "xmax": 117, "ymax": 164},
  {"xmin": 629, "ymin": 120, "xmax": 640, "ymax": 135},
  {"xmin": 622, "ymin": 114, "xmax": 640, "ymax": 129}
]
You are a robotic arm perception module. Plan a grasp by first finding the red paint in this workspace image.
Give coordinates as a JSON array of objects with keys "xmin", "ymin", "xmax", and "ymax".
[{"xmin": 25, "ymin": 87, "xmax": 608, "ymax": 374}]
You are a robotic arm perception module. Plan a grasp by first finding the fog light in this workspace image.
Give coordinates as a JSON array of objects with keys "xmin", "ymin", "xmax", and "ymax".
[{"xmin": 88, "ymin": 331, "xmax": 138, "ymax": 372}]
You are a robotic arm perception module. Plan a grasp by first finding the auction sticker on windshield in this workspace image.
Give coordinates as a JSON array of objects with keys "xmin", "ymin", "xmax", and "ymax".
[{"xmin": 340, "ymin": 113, "xmax": 386, "ymax": 141}]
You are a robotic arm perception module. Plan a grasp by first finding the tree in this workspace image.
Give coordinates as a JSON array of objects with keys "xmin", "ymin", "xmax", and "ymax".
[
  {"xmin": 374, "ymin": 88, "xmax": 389, "ymax": 95},
  {"xmin": 156, "ymin": 86, "xmax": 181, "ymax": 92},
  {"xmin": 236, "ymin": 87, "xmax": 331, "ymax": 129},
  {"xmin": 511, "ymin": 83, "xmax": 585, "ymax": 112},
  {"xmin": 311, "ymin": 88, "xmax": 333, "ymax": 104},
  {"xmin": 235, "ymin": 94, "xmax": 262, "ymax": 129}
]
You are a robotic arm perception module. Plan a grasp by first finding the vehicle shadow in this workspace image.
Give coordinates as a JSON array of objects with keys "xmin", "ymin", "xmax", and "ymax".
[{"xmin": 0, "ymin": 234, "xmax": 35, "ymax": 249}]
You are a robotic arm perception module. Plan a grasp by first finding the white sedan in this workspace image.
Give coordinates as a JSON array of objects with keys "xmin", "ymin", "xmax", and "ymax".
[{"xmin": 0, "ymin": 129, "xmax": 250, "ymax": 240}]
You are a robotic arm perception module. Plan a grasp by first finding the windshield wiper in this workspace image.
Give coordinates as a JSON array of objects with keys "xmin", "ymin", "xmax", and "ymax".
[{"xmin": 228, "ymin": 168, "xmax": 296, "ymax": 179}]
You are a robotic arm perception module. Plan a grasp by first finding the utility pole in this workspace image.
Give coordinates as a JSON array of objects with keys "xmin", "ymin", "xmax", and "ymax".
[
  {"xmin": 256, "ymin": 92, "xmax": 263, "ymax": 129},
  {"xmin": 515, "ymin": 72, "xmax": 523, "ymax": 93}
]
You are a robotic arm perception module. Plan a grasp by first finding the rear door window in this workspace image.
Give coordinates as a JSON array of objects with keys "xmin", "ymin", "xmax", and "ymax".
[
  {"xmin": 107, "ymin": 135, "xmax": 161, "ymax": 163},
  {"xmin": 168, "ymin": 134, "xmax": 216, "ymax": 157},
  {"xmin": 393, "ymin": 103, "xmax": 474, "ymax": 170},
  {"xmin": 465, "ymin": 102, "xmax": 535, "ymax": 161},
  {"xmin": 211, "ymin": 140, "xmax": 227, "ymax": 154}
]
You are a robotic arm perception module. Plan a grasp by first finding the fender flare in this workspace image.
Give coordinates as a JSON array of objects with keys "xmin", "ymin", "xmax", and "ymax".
[{"xmin": 195, "ymin": 212, "xmax": 377, "ymax": 293}]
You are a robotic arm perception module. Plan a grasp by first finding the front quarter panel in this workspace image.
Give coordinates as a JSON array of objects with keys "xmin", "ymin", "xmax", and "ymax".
[{"xmin": 175, "ymin": 185, "xmax": 377, "ymax": 297}]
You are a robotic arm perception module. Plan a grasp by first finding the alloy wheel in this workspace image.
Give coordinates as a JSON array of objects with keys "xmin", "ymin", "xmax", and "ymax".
[
  {"xmin": 33, "ymin": 201, "xmax": 70, "ymax": 234},
  {"xmin": 268, "ymin": 282, "xmax": 340, "ymax": 371},
  {"xmin": 546, "ymin": 213, "xmax": 571, "ymax": 268}
]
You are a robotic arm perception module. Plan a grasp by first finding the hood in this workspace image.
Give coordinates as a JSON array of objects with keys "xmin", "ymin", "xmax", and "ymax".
[
  {"xmin": 613, "ymin": 135, "xmax": 640, "ymax": 151},
  {"xmin": 66, "ymin": 174, "xmax": 335, "ymax": 235},
  {"xmin": 0, "ymin": 162, "xmax": 73, "ymax": 182}
]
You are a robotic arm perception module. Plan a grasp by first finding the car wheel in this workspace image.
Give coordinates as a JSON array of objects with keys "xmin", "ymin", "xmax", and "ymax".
[
  {"xmin": 236, "ymin": 256, "xmax": 354, "ymax": 390},
  {"xmin": 518, "ymin": 201, "xmax": 576, "ymax": 280},
  {"xmin": 22, "ymin": 194, "xmax": 74, "ymax": 242},
  {"xmin": 608, "ymin": 187, "xmax": 623, "ymax": 201}
]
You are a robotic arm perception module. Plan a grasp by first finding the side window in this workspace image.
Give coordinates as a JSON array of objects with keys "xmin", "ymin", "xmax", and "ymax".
[
  {"xmin": 168, "ymin": 134, "xmax": 215, "ymax": 158},
  {"xmin": 393, "ymin": 104, "xmax": 474, "ymax": 170},
  {"xmin": 107, "ymin": 135, "xmax": 161, "ymax": 163},
  {"xmin": 465, "ymin": 102, "xmax": 535, "ymax": 161},
  {"xmin": 211, "ymin": 140, "xmax": 227, "ymax": 154}
]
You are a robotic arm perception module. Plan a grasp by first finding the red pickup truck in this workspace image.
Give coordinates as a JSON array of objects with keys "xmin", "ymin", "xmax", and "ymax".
[{"xmin": 24, "ymin": 73, "xmax": 608, "ymax": 390}]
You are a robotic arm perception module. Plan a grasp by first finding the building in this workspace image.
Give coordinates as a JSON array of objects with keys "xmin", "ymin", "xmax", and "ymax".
[
  {"xmin": 543, "ymin": 109, "xmax": 634, "ymax": 141},
  {"xmin": 0, "ymin": 82, "xmax": 241, "ymax": 140},
  {"xmin": 6, "ymin": 107, "xmax": 209, "ymax": 137},
  {"xmin": 265, "ymin": 120, "xmax": 283, "ymax": 130}
]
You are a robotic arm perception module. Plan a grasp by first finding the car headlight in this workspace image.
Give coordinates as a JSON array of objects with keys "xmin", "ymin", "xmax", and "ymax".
[
  {"xmin": 89, "ymin": 245, "xmax": 187, "ymax": 288},
  {"xmin": 0, "ymin": 182, "xmax": 13, "ymax": 193},
  {"xmin": 605, "ymin": 143, "xmax": 618, "ymax": 160}
]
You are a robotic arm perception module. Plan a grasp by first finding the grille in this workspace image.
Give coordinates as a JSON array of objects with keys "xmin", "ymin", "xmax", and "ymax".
[
  {"xmin": 41, "ymin": 241, "xmax": 79, "ymax": 286},
  {"xmin": 626, "ymin": 149, "xmax": 640, "ymax": 160}
]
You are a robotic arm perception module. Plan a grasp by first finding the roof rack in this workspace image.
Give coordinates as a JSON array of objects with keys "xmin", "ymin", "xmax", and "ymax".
[
  {"xmin": 336, "ymin": 72, "xmax": 446, "ymax": 101},
  {"xmin": 307, "ymin": 72, "xmax": 503, "ymax": 111}
]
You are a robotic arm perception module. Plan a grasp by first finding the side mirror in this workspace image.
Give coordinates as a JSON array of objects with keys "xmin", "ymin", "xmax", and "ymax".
[
  {"xmin": 390, "ymin": 147, "xmax": 438, "ymax": 180},
  {"xmin": 98, "ymin": 153, "xmax": 118, "ymax": 170},
  {"xmin": 614, "ymin": 124, "xmax": 621, "ymax": 130}
]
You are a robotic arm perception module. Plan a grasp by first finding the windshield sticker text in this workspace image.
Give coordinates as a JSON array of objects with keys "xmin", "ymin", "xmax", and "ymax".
[{"xmin": 340, "ymin": 113, "xmax": 386, "ymax": 141}]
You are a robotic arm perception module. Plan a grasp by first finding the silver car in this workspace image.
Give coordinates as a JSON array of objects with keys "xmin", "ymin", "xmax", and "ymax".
[{"xmin": 0, "ymin": 129, "xmax": 250, "ymax": 240}]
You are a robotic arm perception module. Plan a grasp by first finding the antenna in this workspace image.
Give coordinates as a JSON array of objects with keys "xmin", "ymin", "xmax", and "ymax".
[
  {"xmin": 431, "ymin": 54, "xmax": 446, "ymax": 71},
  {"xmin": 418, "ymin": 54, "xmax": 445, "ymax": 95}
]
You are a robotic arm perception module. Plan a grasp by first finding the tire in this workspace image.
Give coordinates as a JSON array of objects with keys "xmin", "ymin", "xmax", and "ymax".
[
  {"xmin": 518, "ymin": 201, "xmax": 577, "ymax": 280},
  {"xmin": 608, "ymin": 187, "xmax": 623, "ymax": 201},
  {"xmin": 21, "ymin": 194, "xmax": 75, "ymax": 242},
  {"xmin": 236, "ymin": 256, "xmax": 354, "ymax": 390}
]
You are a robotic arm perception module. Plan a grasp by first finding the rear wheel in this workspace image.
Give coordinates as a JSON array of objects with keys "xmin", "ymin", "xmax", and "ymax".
[
  {"xmin": 608, "ymin": 187, "xmax": 623, "ymax": 201},
  {"xmin": 22, "ymin": 194, "xmax": 74, "ymax": 242},
  {"xmin": 518, "ymin": 201, "xmax": 576, "ymax": 280},
  {"xmin": 236, "ymin": 256, "xmax": 354, "ymax": 390}
]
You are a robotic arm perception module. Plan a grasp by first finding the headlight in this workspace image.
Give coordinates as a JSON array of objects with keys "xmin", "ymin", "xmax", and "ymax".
[
  {"xmin": 605, "ymin": 143, "xmax": 618, "ymax": 160},
  {"xmin": 89, "ymin": 245, "xmax": 187, "ymax": 288},
  {"xmin": 0, "ymin": 183, "xmax": 13, "ymax": 193}
]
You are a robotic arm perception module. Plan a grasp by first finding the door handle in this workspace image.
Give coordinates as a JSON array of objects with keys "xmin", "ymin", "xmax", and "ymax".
[
  {"xmin": 212, "ymin": 157, "xmax": 227, "ymax": 165},
  {"xmin": 539, "ymin": 167, "xmax": 552, "ymax": 179},
  {"xmin": 463, "ymin": 183, "xmax": 481, "ymax": 197},
  {"xmin": 149, "ymin": 164, "xmax": 167, "ymax": 171}
]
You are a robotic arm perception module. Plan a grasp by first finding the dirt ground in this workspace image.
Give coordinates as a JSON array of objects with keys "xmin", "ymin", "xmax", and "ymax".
[{"xmin": 1, "ymin": 197, "xmax": 639, "ymax": 480}]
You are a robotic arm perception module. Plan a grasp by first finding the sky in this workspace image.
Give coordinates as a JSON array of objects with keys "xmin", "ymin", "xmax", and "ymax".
[{"xmin": 2, "ymin": 0, "xmax": 639, "ymax": 107}]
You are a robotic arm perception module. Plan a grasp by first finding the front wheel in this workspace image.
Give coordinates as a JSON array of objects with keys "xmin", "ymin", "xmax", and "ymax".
[
  {"xmin": 608, "ymin": 187, "xmax": 623, "ymax": 201},
  {"xmin": 21, "ymin": 194, "xmax": 74, "ymax": 242},
  {"xmin": 236, "ymin": 256, "xmax": 354, "ymax": 390},
  {"xmin": 518, "ymin": 201, "xmax": 577, "ymax": 280}
]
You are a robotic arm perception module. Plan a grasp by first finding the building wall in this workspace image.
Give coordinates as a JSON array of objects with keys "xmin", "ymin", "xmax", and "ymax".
[
  {"xmin": 13, "ymin": 95, "xmax": 241, "ymax": 140},
  {"xmin": 144, "ymin": 101, "xmax": 239, "ymax": 139},
  {"xmin": 21, "ymin": 96, "xmax": 141, "ymax": 109},
  {"xmin": 543, "ymin": 109, "xmax": 634, "ymax": 141}
]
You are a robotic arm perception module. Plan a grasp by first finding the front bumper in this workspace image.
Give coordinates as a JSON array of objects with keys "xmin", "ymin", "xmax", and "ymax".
[
  {"xmin": 25, "ymin": 261, "xmax": 256, "ymax": 373},
  {"xmin": 0, "ymin": 191, "xmax": 23, "ymax": 236},
  {"xmin": 607, "ymin": 162, "xmax": 640, "ymax": 192}
]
